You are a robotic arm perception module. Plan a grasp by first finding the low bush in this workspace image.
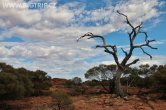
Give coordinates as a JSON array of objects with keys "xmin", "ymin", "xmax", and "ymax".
[
  {"xmin": 0, "ymin": 62, "xmax": 52, "ymax": 100},
  {"xmin": 151, "ymin": 65, "xmax": 166, "ymax": 93},
  {"xmin": 51, "ymin": 91, "xmax": 75, "ymax": 110}
]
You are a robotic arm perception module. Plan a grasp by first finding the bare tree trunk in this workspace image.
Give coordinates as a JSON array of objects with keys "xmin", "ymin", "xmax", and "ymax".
[
  {"xmin": 113, "ymin": 70, "xmax": 126, "ymax": 97},
  {"xmin": 109, "ymin": 79, "xmax": 114, "ymax": 93}
]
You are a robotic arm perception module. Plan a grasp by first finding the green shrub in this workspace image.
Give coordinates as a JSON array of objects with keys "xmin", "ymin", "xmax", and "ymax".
[
  {"xmin": 0, "ymin": 62, "xmax": 52, "ymax": 100},
  {"xmin": 51, "ymin": 91, "xmax": 75, "ymax": 110},
  {"xmin": 151, "ymin": 65, "xmax": 166, "ymax": 93},
  {"xmin": 64, "ymin": 80, "xmax": 74, "ymax": 88},
  {"xmin": 0, "ymin": 72, "xmax": 26, "ymax": 100},
  {"xmin": 30, "ymin": 70, "xmax": 52, "ymax": 96},
  {"xmin": 83, "ymin": 80, "xmax": 100, "ymax": 87}
]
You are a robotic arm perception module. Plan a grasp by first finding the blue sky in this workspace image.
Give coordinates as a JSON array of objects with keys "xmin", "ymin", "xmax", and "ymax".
[{"xmin": 0, "ymin": 0, "xmax": 165, "ymax": 79}]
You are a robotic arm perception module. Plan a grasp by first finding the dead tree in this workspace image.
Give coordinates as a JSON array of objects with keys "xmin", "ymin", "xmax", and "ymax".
[{"xmin": 77, "ymin": 11, "xmax": 157, "ymax": 97}]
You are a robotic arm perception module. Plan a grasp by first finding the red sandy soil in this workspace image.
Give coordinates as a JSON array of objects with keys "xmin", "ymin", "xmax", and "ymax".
[
  {"xmin": 2, "ymin": 94, "xmax": 166, "ymax": 110},
  {"xmin": 72, "ymin": 94, "xmax": 166, "ymax": 110},
  {"xmin": 1, "ymin": 78, "xmax": 166, "ymax": 110}
]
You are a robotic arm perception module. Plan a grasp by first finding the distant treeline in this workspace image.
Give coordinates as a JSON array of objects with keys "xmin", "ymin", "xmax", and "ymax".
[
  {"xmin": 83, "ymin": 64, "xmax": 166, "ymax": 94},
  {"xmin": 0, "ymin": 62, "xmax": 52, "ymax": 100}
]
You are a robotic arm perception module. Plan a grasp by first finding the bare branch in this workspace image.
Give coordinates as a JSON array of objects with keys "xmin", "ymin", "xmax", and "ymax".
[
  {"xmin": 96, "ymin": 45, "xmax": 115, "ymax": 49},
  {"xmin": 78, "ymin": 32, "xmax": 121, "ymax": 66},
  {"xmin": 128, "ymin": 32, "xmax": 132, "ymax": 42},
  {"xmin": 126, "ymin": 59, "xmax": 140, "ymax": 67},
  {"xmin": 135, "ymin": 22, "xmax": 143, "ymax": 34},
  {"xmin": 117, "ymin": 10, "xmax": 135, "ymax": 29},
  {"xmin": 135, "ymin": 22, "xmax": 143, "ymax": 29},
  {"xmin": 139, "ymin": 32, "xmax": 148, "ymax": 41},
  {"xmin": 118, "ymin": 11, "xmax": 157, "ymax": 66},
  {"xmin": 140, "ymin": 47, "xmax": 152, "ymax": 59},
  {"xmin": 147, "ymin": 45, "xmax": 158, "ymax": 50},
  {"xmin": 117, "ymin": 11, "xmax": 142, "ymax": 43},
  {"xmin": 104, "ymin": 49, "xmax": 114, "ymax": 54},
  {"xmin": 77, "ymin": 32, "xmax": 112, "ymax": 54},
  {"xmin": 77, "ymin": 32, "xmax": 107, "ymax": 45},
  {"xmin": 134, "ymin": 40, "xmax": 158, "ymax": 50},
  {"xmin": 78, "ymin": 11, "xmax": 157, "ymax": 71},
  {"xmin": 121, "ymin": 48, "xmax": 128, "ymax": 56},
  {"xmin": 77, "ymin": 32, "xmax": 93, "ymax": 42}
]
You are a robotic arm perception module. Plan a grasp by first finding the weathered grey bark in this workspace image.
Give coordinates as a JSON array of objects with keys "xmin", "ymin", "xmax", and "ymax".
[
  {"xmin": 113, "ymin": 69, "xmax": 126, "ymax": 97},
  {"xmin": 77, "ymin": 11, "xmax": 157, "ymax": 97}
]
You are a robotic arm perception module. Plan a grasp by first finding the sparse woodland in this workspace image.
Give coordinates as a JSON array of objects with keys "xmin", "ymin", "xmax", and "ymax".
[
  {"xmin": 0, "ymin": 62, "xmax": 166, "ymax": 110},
  {"xmin": 0, "ymin": 10, "xmax": 166, "ymax": 110}
]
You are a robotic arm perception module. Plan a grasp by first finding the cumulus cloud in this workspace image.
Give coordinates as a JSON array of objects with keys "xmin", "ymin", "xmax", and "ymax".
[
  {"xmin": 0, "ymin": 0, "xmax": 164, "ymax": 79},
  {"xmin": 0, "ymin": 0, "xmax": 41, "ymax": 28},
  {"xmin": 0, "ymin": 0, "xmax": 163, "ymax": 41}
]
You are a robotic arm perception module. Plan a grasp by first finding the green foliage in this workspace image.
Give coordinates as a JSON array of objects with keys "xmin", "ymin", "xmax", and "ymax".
[
  {"xmin": 65, "ymin": 77, "xmax": 86, "ymax": 96},
  {"xmin": 121, "ymin": 65, "xmax": 157, "ymax": 88},
  {"xmin": 65, "ymin": 80, "xmax": 74, "ymax": 88},
  {"xmin": 0, "ymin": 62, "xmax": 52, "ymax": 100},
  {"xmin": 70, "ymin": 85, "xmax": 88, "ymax": 96},
  {"xmin": 85, "ymin": 64, "xmax": 116, "ymax": 93},
  {"xmin": 71, "ymin": 77, "xmax": 82, "ymax": 85},
  {"xmin": 31, "ymin": 70, "xmax": 52, "ymax": 96},
  {"xmin": 0, "ymin": 72, "xmax": 26, "ymax": 100},
  {"xmin": 151, "ymin": 65, "xmax": 166, "ymax": 92},
  {"xmin": 83, "ymin": 80, "xmax": 100, "ymax": 87},
  {"xmin": 121, "ymin": 64, "xmax": 166, "ymax": 91},
  {"xmin": 85, "ymin": 64, "xmax": 116, "ymax": 80},
  {"xmin": 65, "ymin": 77, "xmax": 82, "ymax": 88},
  {"xmin": 51, "ymin": 91, "xmax": 75, "ymax": 110},
  {"xmin": 85, "ymin": 64, "xmax": 166, "ymax": 94}
]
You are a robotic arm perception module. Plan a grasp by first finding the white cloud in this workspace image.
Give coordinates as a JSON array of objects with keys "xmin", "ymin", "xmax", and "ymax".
[
  {"xmin": 0, "ymin": 0, "xmax": 42, "ymax": 28},
  {"xmin": 0, "ymin": 41, "xmax": 103, "ymax": 79},
  {"xmin": 0, "ymin": 0, "xmax": 163, "ymax": 41},
  {"xmin": 101, "ymin": 55, "xmax": 166, "ymax": 67}
]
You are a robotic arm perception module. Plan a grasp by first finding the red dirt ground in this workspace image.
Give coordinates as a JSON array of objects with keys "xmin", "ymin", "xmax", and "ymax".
[{"xmin": 1, "ymin": 78, "xmax": 166, "ymax": 110}]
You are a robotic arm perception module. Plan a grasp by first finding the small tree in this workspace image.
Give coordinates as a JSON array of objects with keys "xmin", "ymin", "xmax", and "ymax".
[
  {"xmin": 78, "ymin": 11, "xmax": 157, "ymax": 97},
  {"xmin": 70, "ymin": 77, "xmax": 87, "ymax": 95},
  {"xmin": 31, "ymin": 70, "xmax": 52, "ymax": 96},
  {"xmin": 152, "ymin": 65, "xmax": 166, "ymax": 93},
  {"xmin": 51, "ymin": 91, "xmax": 74, "ymax": 110},
  {"xmin": 85, "ymin": 64, "xmax": 116, "ymax": 93},
  {"xmin": 72, "ymin": 77, "xmax": 82, "ymax": 86},
  {"xmin": 0, "ymin": 72, "xmax": 26, "ymax": 100}
]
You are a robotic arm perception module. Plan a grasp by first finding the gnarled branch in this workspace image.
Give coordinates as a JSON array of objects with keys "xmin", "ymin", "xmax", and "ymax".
[
  {"xmin": 118, "ymin": 11, "xmax": 157, "ymax": 65},
  {"xmin": 117, "ymin": 11, "xmax": 135, "ymax": 30},
  {"xmin": 126, "ymin": 59, "xmax": 140, "ymax": 67},
  {"xmin": 78, "ymin": 11, "xmax": 157, "ymax": 70},
  {"xmin": 140, "ymin": 47, "xmax": 152, "ymax": 59},
  {"xmin": 77, "ymin": 32, "xmax": 121, "ymax": 67},
  {"xmin": 121, "ymin": 48, "xmax": 128, "ymax": 56}
]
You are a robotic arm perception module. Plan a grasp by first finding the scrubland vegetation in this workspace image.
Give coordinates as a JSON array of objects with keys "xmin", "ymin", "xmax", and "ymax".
[
  {"xmin": 0, "ymin": 62, "xmax": 166, "ymax": 110},
  {"xmin": 0, "ymin": 62, "xmax": 52, "ymax": 100}
]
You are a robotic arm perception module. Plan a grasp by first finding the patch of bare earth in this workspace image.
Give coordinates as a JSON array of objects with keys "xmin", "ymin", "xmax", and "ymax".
[
  {"xmin": 0, "ymin": 96, "xmax": 52, "ymax": 110},
  {"xmin": 72, "ymin": 94, "xmax": 166, "ymax": 110}
]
